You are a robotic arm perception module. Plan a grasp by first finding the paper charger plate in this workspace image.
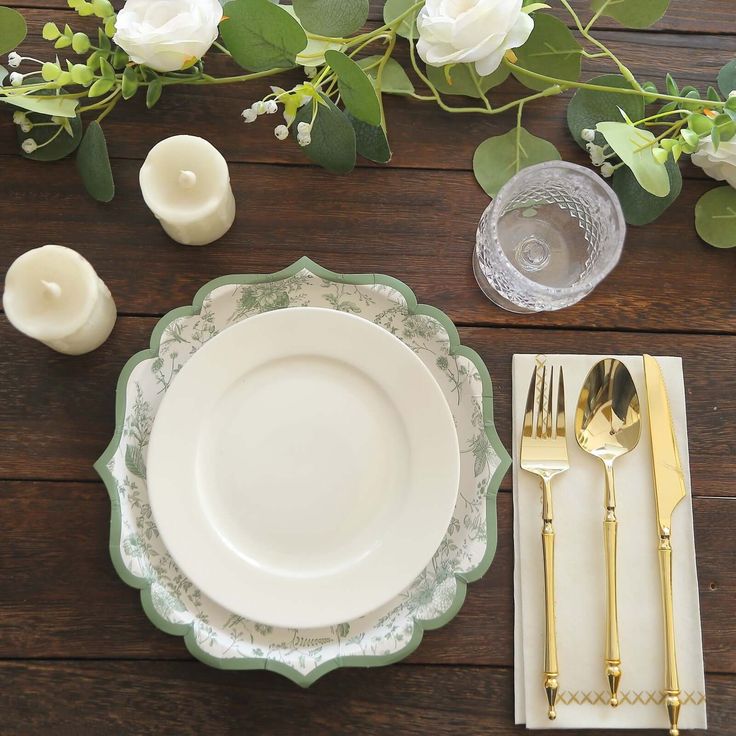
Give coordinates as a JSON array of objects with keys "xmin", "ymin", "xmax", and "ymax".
[{"xmin": 147, "ymin": 307, "xmax": 461, "ymax": 629}]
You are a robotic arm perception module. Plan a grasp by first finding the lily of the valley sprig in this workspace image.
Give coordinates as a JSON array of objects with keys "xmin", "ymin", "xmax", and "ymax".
[{"xmin": 1, "ymin": 0, "xmax": 735, "ymax": 248}]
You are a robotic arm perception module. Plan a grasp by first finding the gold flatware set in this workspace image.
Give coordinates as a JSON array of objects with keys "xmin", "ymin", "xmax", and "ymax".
[{"xmin": 520, "ymin": 355, "xmax": 686, "ymax": 736}]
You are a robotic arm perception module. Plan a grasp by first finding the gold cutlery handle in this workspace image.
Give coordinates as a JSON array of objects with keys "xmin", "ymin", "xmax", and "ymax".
[
  {"xmin": 603, "ymin": 462, "xmax": 621, "ymax": 707},
  {"xmin": 658, "ymin": 534, "xmax": 681, "ymax": 736},
  {"xmin": 541, "ymin": 477, "xmax": 558, "ymax": 720}
]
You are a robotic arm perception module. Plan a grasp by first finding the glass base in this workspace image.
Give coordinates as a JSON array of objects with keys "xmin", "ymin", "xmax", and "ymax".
[{"xmin": 472, "ymin": 248, "xmax": 538, "ymax": 314}]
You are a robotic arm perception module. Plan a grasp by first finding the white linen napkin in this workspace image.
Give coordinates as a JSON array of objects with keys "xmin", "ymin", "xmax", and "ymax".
[{"xmin": 513, "ymin": 354, "xmax": 707, "ymax": 730}]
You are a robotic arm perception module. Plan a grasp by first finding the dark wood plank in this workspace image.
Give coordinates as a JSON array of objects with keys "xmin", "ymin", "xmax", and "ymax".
[
  {"xmin": 3, "ymin": 11, "xmax": 734, "ymax": 175},
  {"xmin": 1, "ymin": 482, "xmax": 733, "ymax": 671},
  {"xmin": 5, "ymin": 0, "xmax": 735, "ymax": 35},
  {"xmin": 1, "ymin": 320, "xmax": 734, "ymax": 483},
  {"xmin": 1, "ymin": 160, "xmax": 734, "ymax": 333},
  {"xmin": 0, "ymin": 660, "xmax": 732, "ymax": 735}
]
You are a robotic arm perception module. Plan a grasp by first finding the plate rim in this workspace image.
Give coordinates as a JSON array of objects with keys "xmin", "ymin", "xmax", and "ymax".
[
  {"xmin": 94, "ymin": 256, "xmax": 511, "ymax": 686},
  {"xmin": 146, "ymin": 305, "xmax": 461, "ymax": 628}
]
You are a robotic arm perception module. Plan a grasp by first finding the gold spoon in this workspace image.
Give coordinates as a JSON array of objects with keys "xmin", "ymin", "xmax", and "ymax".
[{"xmin": 575, "ymin": 358, "xmax": 641, "ymax": 707}]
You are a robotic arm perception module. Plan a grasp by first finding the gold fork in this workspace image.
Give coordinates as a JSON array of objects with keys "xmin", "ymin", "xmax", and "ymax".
[{"xmin": 520, "ymin": 364, "xmax": 569, "ymax": 720}]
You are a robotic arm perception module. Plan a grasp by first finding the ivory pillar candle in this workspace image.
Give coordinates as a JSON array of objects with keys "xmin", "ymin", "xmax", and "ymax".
[
  {"xmin": 139, "ymin": 135, "xmax": 236, "ymax": 246},
  {"xmin": 2, "ymin": 245, "xmax": 116, "ymax": 355}
]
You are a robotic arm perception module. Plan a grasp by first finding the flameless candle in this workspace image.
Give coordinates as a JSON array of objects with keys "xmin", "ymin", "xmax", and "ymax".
[
  {"xmin": 139, "ymin": 135, "xmax": 236, "ymax": 246},
  {"xmin": 2, "ymin": 245, "xmax": 116, "ymax": 355}
]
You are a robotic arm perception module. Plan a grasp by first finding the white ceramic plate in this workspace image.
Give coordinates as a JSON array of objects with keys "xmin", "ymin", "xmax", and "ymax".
[{"xmin": 147, "ymin": 307, "xmax": 460, "ymax": 629}]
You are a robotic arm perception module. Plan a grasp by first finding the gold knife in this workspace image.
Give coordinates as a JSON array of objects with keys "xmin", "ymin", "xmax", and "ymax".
[{"xmin": 643, "ymin": 355, "xmax": 687, "ymax": 736}]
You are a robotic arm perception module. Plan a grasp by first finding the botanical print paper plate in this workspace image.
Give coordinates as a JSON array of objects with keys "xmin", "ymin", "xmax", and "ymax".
[{"xmin": 95, "ymin": 257, "xmax": 510, "ymax": 685}]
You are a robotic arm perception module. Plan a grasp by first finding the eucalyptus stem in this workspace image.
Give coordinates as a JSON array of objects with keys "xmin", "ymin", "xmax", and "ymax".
[
  {"xmin": 375, "ymin": 32, "xmax": 397, "ymax": 127},
  {"xmin": 95, "ymin": 89, "xmax": 121, "ymax": 123}
]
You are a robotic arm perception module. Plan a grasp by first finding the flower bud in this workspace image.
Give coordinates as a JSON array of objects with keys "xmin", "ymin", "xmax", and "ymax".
[
  {"xmin": 12, "ymin": 111, "xmax": 28, "ymax": 125},
  {"xmin": 274, "ymin": 124, "xmax": 289, "ymax": 140},
  {"xmin": 600, "ymin": 162, "xmax": 614, "ymax": 178},
  {"xmin": 20, "ymin": 121, "xmax": 33, "ymax": 133},
  {"xmin": 21, "ymin": 139, "xmax": 38, "ymax": 154},
  {"xmin": 7, "ymin": 51, "xmax": 22, "ymax": 68},
  {"xmin": 9, "ymin": 72, "xmax": 23, "ymax": 86},
  {"xmin": 242, "ymin": 108, "xmax": 257, "ymax": 123},
  {"xmin": 581, "ymin": 128, "xmax": 595, "ymax": 142},
  {"xmin": 264, "ymin": 100, "xmax": 278, "ymax": 114},
  {"xmin": 297, "ymin": 121, "xmax": 312, "ymax": 135}
]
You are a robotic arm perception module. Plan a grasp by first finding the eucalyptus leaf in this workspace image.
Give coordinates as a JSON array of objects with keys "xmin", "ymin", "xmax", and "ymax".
[
  {"xmin": 694, "ymin": 186, "xmax": 736, "ymax": 248},
  {"xmin": 281, "ymin": 6, "xmax": 342, "ymax": 66},
  {"xmin": 292, "ymin": 0, "xmax": 368, "ymax": 37},
  {"xmin": 0, "ymin": 6, "xmax": 27, "ymax": 55},
  {"xmin": 590, "ymin": 0, "xmax": 669, "ymax": 28},
  {"xmin": 358, "ymin": 56, "xmax": 414, "ymax": 96},
  {"xmin": 383, "ymin": 0, "xmax": 419, "ymax": 40},
  {"xmin": 717, "ymin": 59, "xmax": 736, "ymax": 98},
  {"xmin": 295, "ymin": 95, "xmax": 356, "ymax": 174},
  {"xmin": 16, "ymin": 93, "xmax": 82, "ymax": 162},
  {"xmin": 596, "ymin": 121, "xmax": 670, "ymax": 197},
  {"xmin": 0, "ymin": 93, "xmax": 78, "ymax": 118},
  {"xmin": 612, "ymin": 157, "xmax": 682, "ymax": 226},
  {"xmin": 76, "ymin": 121, "xmax": 115, "ymax": 202},
  {"xmin": 426, "ymin": 62, "xmax": 509, "ymax": 98},
  {"xmin": 567, "ymin": 74, "xmax": 644, "ymax": 149},
  {"xmin": 325, "ymin": 49, "xmax": 381, "ymax": 125},
  {"xmin": 512, "ymin": 13, "xmax": 582, "ymax": 92},
  {"xmin": 347, "ymin": 112, "xmax": 391, "ymax": 163},
  {"xmin": 146, "ymin": 77, "xmax": 162, "ymax": 108},
  {"xmin": 473, "ymin": 127, "xmax": 561, "ymax": 197},
  {"xmin": 220, "ymin": 0, "xmax": 307, "ymax": 72}
]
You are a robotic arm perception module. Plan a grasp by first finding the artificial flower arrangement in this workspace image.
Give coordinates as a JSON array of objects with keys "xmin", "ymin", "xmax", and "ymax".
[{"xmin": 0, "ymin": 0, "xmax": 735, "ymax": 248}]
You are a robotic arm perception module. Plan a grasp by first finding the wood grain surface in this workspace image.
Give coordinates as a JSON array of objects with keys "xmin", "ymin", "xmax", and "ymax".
[{"xmin": 0, "ymin": 0, "xmax": 734, "ymax": 733}]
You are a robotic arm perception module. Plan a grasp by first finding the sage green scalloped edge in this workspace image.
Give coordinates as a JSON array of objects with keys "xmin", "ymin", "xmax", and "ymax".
[{"xmin": 94, "ymin": 256, "xmax": 511, "ymax": 687}]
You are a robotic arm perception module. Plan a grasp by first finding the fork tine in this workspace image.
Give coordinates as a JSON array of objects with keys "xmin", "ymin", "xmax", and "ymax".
[
  {"xmin": 556, "ymin": 367, "xmax": 566, "ymax": 439},
  {"xmin": 546, "ymin": 365, "xmax": 554, "ymax": 438},
  {"xmin": 537, "ymin": 365, "xmax": 546, "ymax": 439},
  {"xmin": 523, "ymin": 365, "xmax": 537, "ymax": 438}
]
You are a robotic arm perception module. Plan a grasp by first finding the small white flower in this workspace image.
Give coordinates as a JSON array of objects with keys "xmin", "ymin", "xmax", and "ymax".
[
  {"xmin": 9, "ymin": 72, "xmax": 23, "ymax": 87},
  {"xmin": 274, "ymin": 124, "xmax": 289, "ymax": 140},
  {"xmin": 297, "ymin": 133, "xmax": 311, "ymax": 147},
  {"xmin": 601, "ymin": 162, "xmax": 615, "ymax": 178},
  {"xmin": 21, "ymin": 138, "xmax": 38, "ymax": 153},
  {"xmin": 241, "ymin": 108, "xmax": 257, "ymax": 123},
  {"xmin": 7, "ymin": 51, "xmax": 22, "ymax": 68},
  {"xmin": 586, "ymin": 142, "xmax": 606, "ymax": 166},
  {"xmin": 304, "ymin": 66, "xmax": 317, "ymax": 79},
  {"xmin": 297, "ymin": 121, "xmax": 312, "ymax": 135},
  {"xmin": 20, "ymin": 121, "xmax": 33, "ymax": 133},
  {"xmin": 252, "ymin": 100, "xmax": 267, "ymax": 115},
  {"xmin": 581, "ymin": 128, "xmax": 596, "ymax": 143},
  {"xmin": 264, "ymin": 100, "xmax": 278, "ymax": 114},
  {"xmin": 12, "ymin": 111, "xmax": 28, "ymax": 125}
]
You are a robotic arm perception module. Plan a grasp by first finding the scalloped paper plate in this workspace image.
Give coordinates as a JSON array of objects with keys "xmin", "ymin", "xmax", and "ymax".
[{"xmin": 95, "ymin": 258, "xmax": 510, "ymax": 685}]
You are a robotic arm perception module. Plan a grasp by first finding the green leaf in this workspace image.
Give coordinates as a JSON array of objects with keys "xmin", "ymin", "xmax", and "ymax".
[
  {"xmin": 566, "ymin": 73, "xmax": 645, "ymax": 149},
  {"xmin": 280, "ymin": 6, "xmax": 342, "ymax": 66},
  {"xmin": 590, "ymin": 0, "xmax": 670, "ymax": 28},
  {"xmin": 88, "ymin": 77, "xmax": 114, "ymax": 97},
  {"xmin": 426, "ymin": 62, "xmax": 509, "ymax": 99},
  {"xmin": 596, "ymin": 121, "xmax": 670, "ymax": 197},
  {"xmin": 473, "ymin": 127, "xmax": 561, "ymax": 197},
  {"xmin": 707, "ymin": 85, "xmax": 721, "ymax": 103},
  {"xmin": 292, "ymin": 0, "xmax": 368, "ymax": 37},
  {"xmin": 121, "ymin": 66, "xmax": 138, "ymax": 100},
  {"xmin": 346, "ymin": 112, "xmax": 391, "ymax": 163},
  {"xmin": 42, "ymin": 22, "xmax": 61, "ymax": 41},
  {"xmin": 612, "ymin": 157, "xmax": 682, "ymax": 226},
  {"xmin": 0, "ymin": 6, "xmax": 27, "ymax": 55},
  {"xmin": 665, "ymin": 72, "xmax": 678, "ymax": 96},
  {"xmin": 695, "ymin": 186, "xmax": 736, "ymax": 248},
  {"xmin": 324, "ymin": 49, "xmax": 380, "ymax": 125},
  {"xmin": 125, "ymin": 444, "xmax": 146, "ymax": 479},
  {"xmin": 0, "ymin": 93, "xmax": 78, "ymax": 118},
  {"xmin": 358, "ymin": 56, "xmax": 414, "ymax": 96},
  {"xmin": 220, "ymin": 0, "xmax": 307, "ymax": 72},
  {"xmin": 76, "ymin": 121, "xmax": 114, "ymax": 202},
  {"xmin": 512, "ymin": 13, "xmax": 582, "ymax": 92},
  {"xmin": 383, "ymin": 0, "xmax": 419, "ymax": 40},
  {"xmin": 146, "ymin": 77, "xmax": 162, "ymax": 108},
  {"xmin": 717, "ymin": 59, "xmax": 736, "ymax": 98},
  {"xmin": 295, "ymin": 95, "xmax": 356, "ymax": 174}
]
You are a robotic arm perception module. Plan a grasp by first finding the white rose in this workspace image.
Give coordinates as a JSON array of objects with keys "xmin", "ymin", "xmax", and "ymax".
[
  {"xmin": 417, "ymin": 0, "xmax": 534, "ymax": 77},
  {"xmin": 113, "ymin": 0, "xmax": 223, "ymax": 73},
  {"xmin": 691, "ymin": 136, "xmax": 736, "ymax": 189}
]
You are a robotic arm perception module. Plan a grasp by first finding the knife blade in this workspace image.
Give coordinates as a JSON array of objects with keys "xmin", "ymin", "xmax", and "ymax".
[
  {"xmin": 643, "ymin": 354, "xmax": 686, "ymax": 736},
  {"xmin": 643, "ymin": 355, "xmax": 686, "ymax": 537}
]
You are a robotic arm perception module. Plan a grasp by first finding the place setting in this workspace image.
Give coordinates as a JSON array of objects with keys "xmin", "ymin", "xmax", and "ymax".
[{"xmin": 1, "ymin": 0, "xmax": 732, "ymax": 731}]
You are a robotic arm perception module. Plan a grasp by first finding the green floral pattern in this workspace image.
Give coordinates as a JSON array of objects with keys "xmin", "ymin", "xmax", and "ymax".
[{"xmin": 96, "ymin": 258, "xmax": 510, "ymax": 686}]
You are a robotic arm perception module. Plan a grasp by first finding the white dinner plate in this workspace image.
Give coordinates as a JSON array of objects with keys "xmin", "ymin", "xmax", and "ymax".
[{"xmin": 147, "ymin": 307, "xmax": 460, "ymax": 629}]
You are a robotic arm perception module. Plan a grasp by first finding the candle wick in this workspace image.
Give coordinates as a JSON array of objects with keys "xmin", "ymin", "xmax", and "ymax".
[
  {"xmin": 41, "ymin": 280, "xmax": 62, "ymax": 298},
  {"xmin": 178, "ymin": 170, "xmax": 197, "ymax": 189}
]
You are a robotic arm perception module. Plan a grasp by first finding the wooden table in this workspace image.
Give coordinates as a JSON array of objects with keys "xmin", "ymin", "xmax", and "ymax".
[{"xmin": 1, "ymin": 1, "xmax": 734, "ymax": 733}]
